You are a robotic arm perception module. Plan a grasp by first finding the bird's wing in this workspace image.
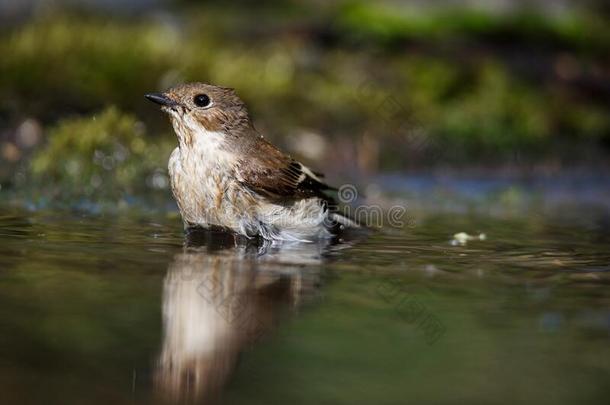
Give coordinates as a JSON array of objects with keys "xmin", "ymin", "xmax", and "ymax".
[{"xmin": 235, "ymin": 138, "xmax": 335, "ymax": 200}]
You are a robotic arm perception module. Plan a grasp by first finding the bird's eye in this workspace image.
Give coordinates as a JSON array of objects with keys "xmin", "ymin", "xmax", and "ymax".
[{"xmin": 193, "ymin": 94, "xmax": 211, "ymax": 108}]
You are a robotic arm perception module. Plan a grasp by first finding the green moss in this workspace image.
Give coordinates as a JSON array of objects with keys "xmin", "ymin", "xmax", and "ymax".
[{"xmin": 30, "ymin": 107, "xmax": 174, "ymax": 205}]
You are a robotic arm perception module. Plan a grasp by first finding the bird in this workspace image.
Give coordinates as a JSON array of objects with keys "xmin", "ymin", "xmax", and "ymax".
[{"xmin": 145, "ymin": 82, "xmax": 358, "ymax": 242}]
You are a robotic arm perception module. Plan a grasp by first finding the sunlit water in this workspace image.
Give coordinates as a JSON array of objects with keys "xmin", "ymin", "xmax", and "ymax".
[{"xmin": 0, "ymin": 193, "xmax": 609, "ymax": 404}]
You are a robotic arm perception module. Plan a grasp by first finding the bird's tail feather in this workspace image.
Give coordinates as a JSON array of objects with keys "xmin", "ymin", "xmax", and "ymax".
[{"xmin": 329, "ymin": 211, "xmax": 361, "ymax": 229}]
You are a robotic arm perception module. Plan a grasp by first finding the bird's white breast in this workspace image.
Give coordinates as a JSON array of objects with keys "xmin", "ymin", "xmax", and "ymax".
[
  {"xmin": 168, "ymin": 126, "xmax": 242, "ymax": 227},
  {"xmin": 168, "ymin": 126, "xmax": 331, "ymax": 241}
]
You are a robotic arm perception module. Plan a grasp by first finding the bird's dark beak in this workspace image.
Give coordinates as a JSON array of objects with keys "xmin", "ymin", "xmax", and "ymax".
[{"xmin": 145, "ymin": 93, "xmax": 178, "ymax": 107}]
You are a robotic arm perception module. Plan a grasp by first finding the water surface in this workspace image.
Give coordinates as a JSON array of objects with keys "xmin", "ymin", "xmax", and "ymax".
[{"xmin": 0, "ymin": 200, "xmax": 608, "ymax": 404}]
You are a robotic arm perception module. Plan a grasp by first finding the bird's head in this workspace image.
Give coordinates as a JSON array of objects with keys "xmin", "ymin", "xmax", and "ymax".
[{"xmin": 145, "ymin": 82, "xmax": 253, "ymax": 146}]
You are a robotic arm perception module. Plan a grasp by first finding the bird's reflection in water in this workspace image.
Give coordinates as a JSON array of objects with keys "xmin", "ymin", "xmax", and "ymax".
[{"xmin": 155, "ymin": 230, "xmax": 349, "ymax": 403}]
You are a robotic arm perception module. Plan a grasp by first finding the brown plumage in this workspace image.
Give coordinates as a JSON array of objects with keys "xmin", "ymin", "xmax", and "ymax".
[{"xmin": 145, "ymin": 82, "xmax": 357, "ymax": 241}]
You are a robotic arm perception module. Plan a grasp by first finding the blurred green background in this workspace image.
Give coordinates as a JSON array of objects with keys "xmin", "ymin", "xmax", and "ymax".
[{"xmin": 0, "ymin": 0, "xmax": 609, "ymax": 207}]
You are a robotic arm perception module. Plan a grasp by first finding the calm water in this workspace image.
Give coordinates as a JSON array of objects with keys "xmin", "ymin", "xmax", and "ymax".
[{"xmin": 0, "ymin": 197, "xmax": 609, "ymax": 404}]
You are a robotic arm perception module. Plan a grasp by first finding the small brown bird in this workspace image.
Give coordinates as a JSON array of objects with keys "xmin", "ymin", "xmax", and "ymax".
[{"xmin": 145, "ymin": 83, "xmax": 358, "ymax": 241}]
